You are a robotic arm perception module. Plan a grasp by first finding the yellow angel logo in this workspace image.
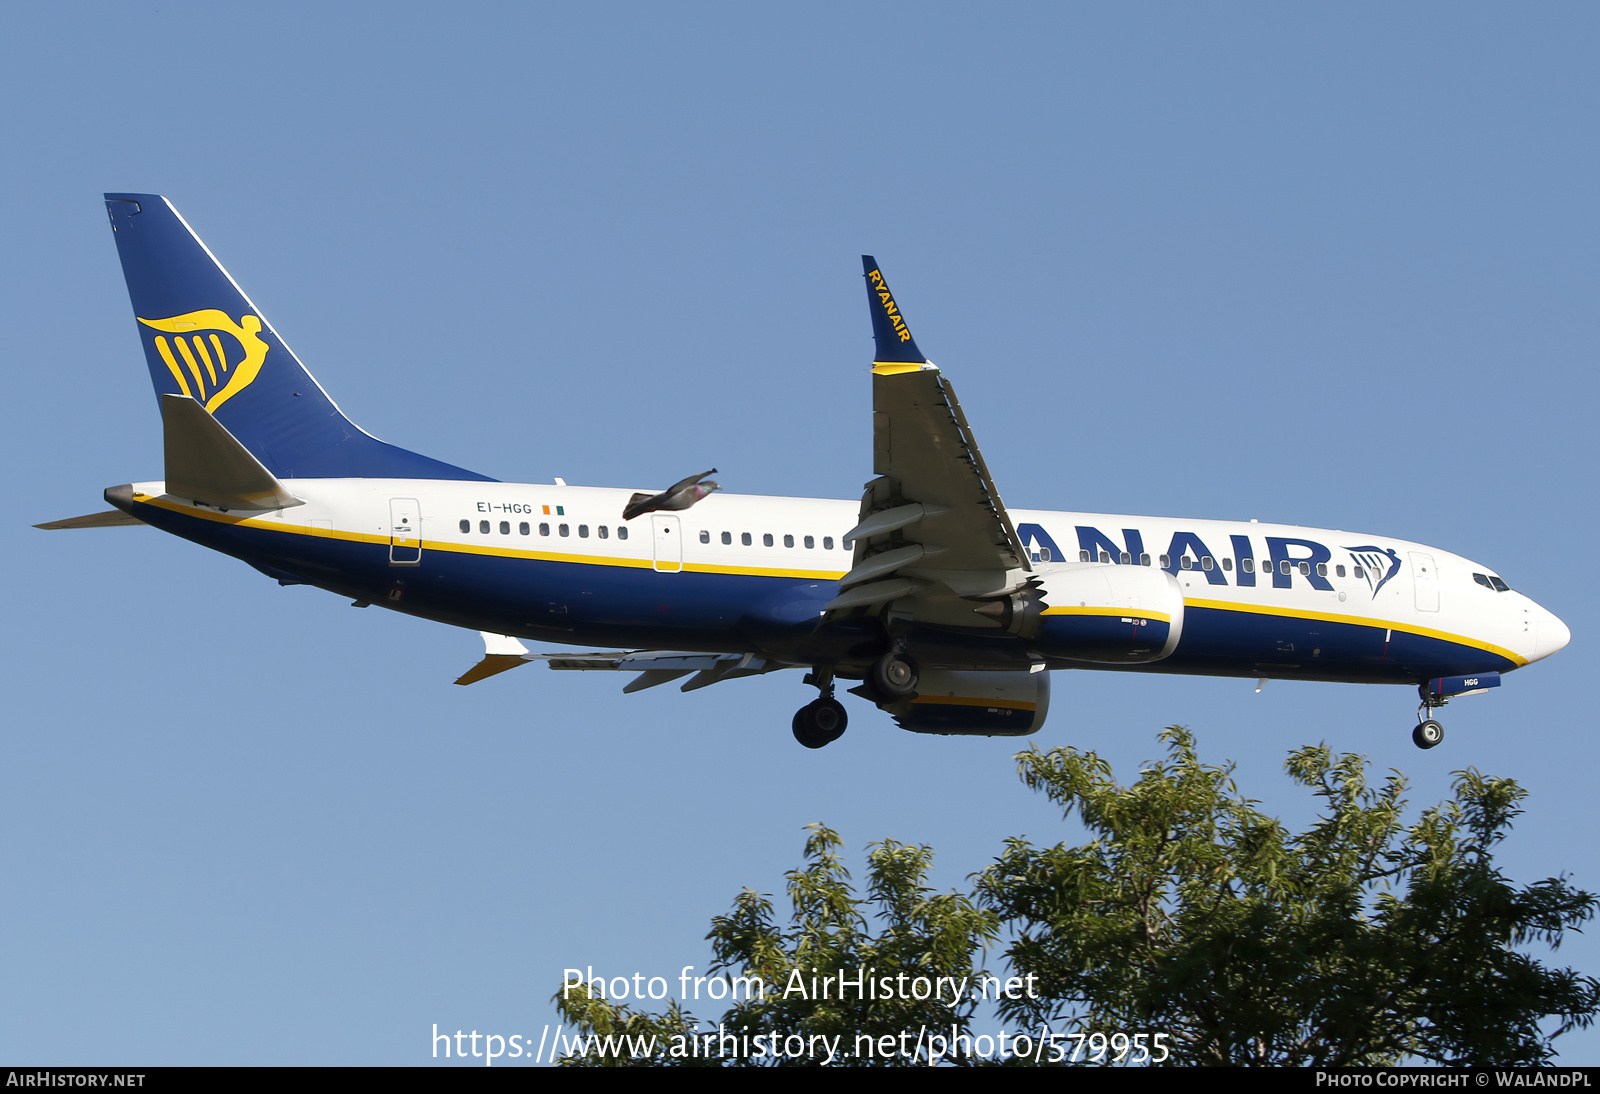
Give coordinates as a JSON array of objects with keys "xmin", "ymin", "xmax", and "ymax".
[{"xmin": 137, "ymin": 309, "xmax": 269, "ymax": 414}]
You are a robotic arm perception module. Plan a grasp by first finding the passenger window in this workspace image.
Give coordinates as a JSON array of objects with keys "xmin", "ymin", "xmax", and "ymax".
[
  {"xmin": 1097, "ymin": 551, "xmax": 1109, "ymax": 564},
  {"xmin": 1299, "ymin": 562, "xmax": 1310, "ymax": 576},
  {"xmin": 1201, "ymin": 556, "xmax": 1214, "ymax": 571},
  {"xmin": 763, "ymin": 534, "xmax": 774, "ymax": 547},
  {"xmin": 559, "ymin": 524, "xmax": 570, "ymax": 537},
  {"xmin": 824, "ymin": 537, "xmax": 835, "ymax": 550},
  {"xmin": 1353, "ymin": 565, "xmax": 1363, "ymax": 579},
  {"xmin": 520, "ymin": 522, "xmax": 530, "ymax": 535},
  {"xmin": 599, "ymin": 526, "xmax": 609, "ymax": 539},
  {"xmin": 1160, "ymin": 554, "xmax": 1170, "ymax": 568},
  {"xmin": 479, "ymin": 520, "xmax": 490, "ymax": 534},
  {"xmin": 1140, "ymin": 553, "xmax": 1151, "ymax": 567},
  {"xmin": 500, "ymin": 521, "xmax": 510, "ymax": 534},
  {"xmin": 1080, "ymin": 550, "xmax": 1091, "ymax": 562},
  {"xmin": 539, "ymin": 522, "xmax": 550, "ymax": 536},
  {"xmin": 578, "ymin": 525, "xmax": 589, "ymax": 538},
  {"xmin": 1316, "ymin": 563, "xmax": 1327, "ymax": 577},
  {"xmin": 1120, "ymin": 551, "xmax": 1131, "ymax": 565},
  {"xmin": 1222, "ymin": 557, "xmax": 1233, "ymax": 571},
  {"xmin": 1181, "ymin": 556, "xmax": 1193, "ymax": 570},
  {"xmin": 1243, "ymin": 558, "xmax": 1254, "ymax": 573},
  {"xmin": 1279, "ymin": 560, "xmax": 1290, "ymax": 575},
  {"xmin": 784, "ymin": 534, "xmax": 794, "ymax": 548},
  {"xmin": 459, "ymin": 519, "xmax": 470, "ymax": 533},
  {"xmin": 721, "ymin": 531, "xmax": 731, "ymax": 545},
  {"xmin": 699, "ymin": 530, "xmax": 710, "ymax": 543},
  {"xmin": 737, "ymin": 532, "xmax": 749, "ymax": 546},
  {"xmin": 1335, "ymin": 564, "xmax": 1345, "ymax": 577},
  {"xmin": 804, "ymin": 535, "xmax": 815, "ymax": 549},
  {"xmin": 617, "ymin": 527, "xmax": 628, "ymax": 541}
]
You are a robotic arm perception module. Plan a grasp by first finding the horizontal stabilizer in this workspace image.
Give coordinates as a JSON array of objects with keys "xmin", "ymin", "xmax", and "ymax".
[
  {"xmin": 35, "ymin": 509, "xmax": 145, "ymax": 530},
  {"xmin": 163, "ymin": 394, "xmax": 302, "ymax": 511},
  {"xmin": 454, "ymin": 655, "xmax": 530, "ymax": 686},
  {"xmin": 454, "ymin": 632, "xmax": 534, "ymax": 685}
]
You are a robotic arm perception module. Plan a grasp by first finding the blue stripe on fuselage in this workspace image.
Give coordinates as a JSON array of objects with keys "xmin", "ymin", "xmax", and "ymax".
[{"xmin": 129, "ymin": 499, "xmax": 1519, "ymax": 682}]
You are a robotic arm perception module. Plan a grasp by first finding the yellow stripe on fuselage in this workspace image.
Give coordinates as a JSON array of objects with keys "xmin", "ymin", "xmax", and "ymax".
[
  {"xmin": 1041, "ymin": 605, "xmax": 1172, "ymax": 623},
  {"xmin": 130, "ymin": 494, "xmax": 851, "ymax": 581},
  {"xmin": 1183, "ymin": 597, "xmax": 1527, "ymax": 667}
]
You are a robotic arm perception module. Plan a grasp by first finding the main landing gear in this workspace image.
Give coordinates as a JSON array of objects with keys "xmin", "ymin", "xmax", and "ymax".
[
  {"xmin": 793, "ymin": 669, "xmax": 847, "ymax": 749},
  {"xmin": 789, "ymin": 653, "xmax": 918, "ymax": 749},
  {"xmin": 1412, "ymin": 683, "xmax": 1446, "ymax": 750},
  {"xmin": 868, "ymin": 650, "xmax": 919, "ymax": 699}
]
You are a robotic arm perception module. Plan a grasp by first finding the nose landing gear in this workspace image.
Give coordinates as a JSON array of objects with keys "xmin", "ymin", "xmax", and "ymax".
[
  {"xmin": 1412, "ymin": 684, "xmax": 1447, "ymax": 750},
  {"xmin": 1412, "ymin": 719, "xmax": 1444, "ymax": 749},
  {"xmin": 793, "ymin": 669, "xmax": 848, "ymax": 749}
]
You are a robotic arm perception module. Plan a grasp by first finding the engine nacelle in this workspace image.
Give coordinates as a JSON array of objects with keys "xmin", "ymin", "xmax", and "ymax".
[
  {"xmin": 886, "ymin": 669, "xmax": 1051, "ymax": 736},
  {"xmin": 1027, "ymin": 563, "xmax": 1184, "ymax": 664}
]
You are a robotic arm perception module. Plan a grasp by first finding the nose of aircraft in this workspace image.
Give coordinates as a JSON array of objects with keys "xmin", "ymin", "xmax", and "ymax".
[{"xmin": 1531, "ymin": 603, "xmax": 1571, "ymax": 663}]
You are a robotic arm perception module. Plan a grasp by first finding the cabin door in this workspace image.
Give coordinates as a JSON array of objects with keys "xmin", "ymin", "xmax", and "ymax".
[
  {"xmin": 1410, "ymin": 551, "xmax": 1438, "ymax": 612},
  {"xmin": 651, "ymin": 514, "xmax": 682, "ymax": 573},
  {"xmin": 389, "ymin": 497, "xmax": 422, "ymax": 566}
]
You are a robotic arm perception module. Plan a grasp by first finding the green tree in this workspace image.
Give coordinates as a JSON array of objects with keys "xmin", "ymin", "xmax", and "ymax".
[
  {"xmin": 975, "ymin": 727, "xmax": 1600, "ymax": 1065},
  {"xmin": 554, "ymin": 826, "xmax": 998, "ymax": 1065},
  {"xmin": 555, "ymin": 728, "xmax": 1599, "ymax": 1066}
]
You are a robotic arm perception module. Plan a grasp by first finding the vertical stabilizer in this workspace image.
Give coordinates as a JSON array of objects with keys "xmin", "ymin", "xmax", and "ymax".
[{"xmin": 104, "ymin": 194, "xmax": 493, "ymax": 481}]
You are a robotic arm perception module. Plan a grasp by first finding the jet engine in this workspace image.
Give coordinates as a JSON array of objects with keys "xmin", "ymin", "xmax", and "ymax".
[
  {"xmin": 977, "ymin": 563, "xmax": 1184, "ymax": 664},
  {"xmin": 884, "ymin": 669, "xmax": 1051, "ymax": 736}
]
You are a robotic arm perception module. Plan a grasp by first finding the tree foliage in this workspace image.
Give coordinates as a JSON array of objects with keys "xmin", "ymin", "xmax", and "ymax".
[
  {"xmin": 976, "ymin": 727, "xmax": 1600, "ymax": 1065},
  {"xmin": 554, "ymin": 825, "xmax": 997, "ymax": 1065},
  {"xmin": 556, "ymin": 728, "xmax": 1599, "ymax": 1066}
]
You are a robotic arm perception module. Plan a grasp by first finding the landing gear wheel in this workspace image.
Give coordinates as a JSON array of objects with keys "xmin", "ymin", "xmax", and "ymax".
[
  {"xmin": 792, "ymin": 698, "xmax": 848, "ymax": 749},
  {"xmin": 1412, "ymin": 720, "xmax": 1444, "ymax": 750},
  {"xmin": 869, "ymin": 652, "xmax": 919, "ymax": 698}
]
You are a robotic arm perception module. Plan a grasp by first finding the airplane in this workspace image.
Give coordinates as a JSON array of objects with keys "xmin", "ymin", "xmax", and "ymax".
[{"xmin": 38, "ymin": 193, "xmax": 1571, "ymax": 751}]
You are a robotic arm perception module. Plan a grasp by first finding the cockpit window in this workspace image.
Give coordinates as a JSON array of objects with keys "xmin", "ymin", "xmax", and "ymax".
[
  {"xmin": 1474, "ymin": 573, "xmax": 1493, "ymax": 589},
  {"xmin": 1490, "ymin": 576, "xmax": 1510, "ymax": 592}
]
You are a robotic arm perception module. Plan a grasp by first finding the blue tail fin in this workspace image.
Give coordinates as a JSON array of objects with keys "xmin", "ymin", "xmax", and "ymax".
[{"xmin": 104, "ymin": 194, "xmax": 494, "ymax": 482}]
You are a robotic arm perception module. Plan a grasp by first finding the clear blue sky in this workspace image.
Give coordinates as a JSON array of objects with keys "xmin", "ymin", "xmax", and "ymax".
[{"xmin": 4, "ymin": 2, "xmax": 1598, "ymax": 1065}]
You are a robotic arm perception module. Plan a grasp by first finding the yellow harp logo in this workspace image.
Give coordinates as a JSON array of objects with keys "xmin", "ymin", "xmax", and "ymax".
[{"xmin": 138, "ymin": 310, "xmax": 269, "ymax": 414}]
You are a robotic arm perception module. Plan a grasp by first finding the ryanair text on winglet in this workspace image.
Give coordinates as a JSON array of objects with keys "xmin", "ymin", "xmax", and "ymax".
[{"xmin": 867, "ymin": 268, "xmax": 914, "ymax": 342}]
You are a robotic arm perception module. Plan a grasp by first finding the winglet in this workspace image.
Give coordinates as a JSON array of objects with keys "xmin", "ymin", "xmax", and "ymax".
[{"xmin": 861, "ymin": 256, "xmax": 930, "ymax": 374}]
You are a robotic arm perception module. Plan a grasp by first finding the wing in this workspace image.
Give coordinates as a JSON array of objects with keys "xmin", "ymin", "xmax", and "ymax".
[
  {"xmin": 825, "ymin": 258, "xmax": 1031, "ymax": 625},
  {"xmin": 453, "ymin": 632, "xmax": 798, "ymax": 691}
]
